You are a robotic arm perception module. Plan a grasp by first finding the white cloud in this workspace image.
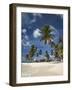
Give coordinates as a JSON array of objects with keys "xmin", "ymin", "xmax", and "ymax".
[
  {"xmin": 22, "ymin": 29, "xmax": 29, "ymax": 40},
  {"xmin": 22, "ymin": 40, "xmax": 31, "ymax": 47},
  {"xmin": 33, "ymin": 13, "xmax": 42, "ymax": 18},
  {"xmin": 30, "ymin": 18, "xmax": 36, "ymax": 24},
  {"xmin": 29, "ymin": 13, "xmax": 42, "ymax": 24},
  {"xmin": 25, "ymin": 35, "xmax": 29, "ymax": 40},
  {"xmin": 22, "ymin": 29, "xmax": 27, "ymax": 33},
  {"xmin": 26, "ymin": 42, "xmax": 31, "ymax": 46},
  {"xmin": 33, "ymin": 28, "xmax": 41, "ymax": 38}
]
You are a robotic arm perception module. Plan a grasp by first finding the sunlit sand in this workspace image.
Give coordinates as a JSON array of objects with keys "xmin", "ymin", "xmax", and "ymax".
[{"xmin": 21, "ymin": 62, "xmax": 63, "ymax": 77}]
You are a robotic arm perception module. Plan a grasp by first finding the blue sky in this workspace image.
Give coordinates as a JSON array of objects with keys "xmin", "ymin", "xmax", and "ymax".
[{"xmin": 21, "ymin": 12, "xmax": 63, "ymax": 57}]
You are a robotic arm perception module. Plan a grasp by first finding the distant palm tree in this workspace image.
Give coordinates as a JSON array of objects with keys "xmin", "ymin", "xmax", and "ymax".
[
  {"xmin": 39, "ymin": 49, "xmax": 42, "ymax": 55},
  {"xmin": 50, "ymin": 37, "xmax": 63, "ymax": 61},
  {"xmin": 51, "ymin": 49, "xmax": 54, "ymax": 55},
  {"xmin": 40, "ymin": 25, "xmax": 55, "ymax": 44},
  {"xmin": 36, "ymin": 52, "xmax": 39, "ymax": 57},
  {"xmin": 45, "ymin": 51, "xmax": 49, "ymax": 62},
  {"xmin": 29, "ymin": 44, "xmax": 37, "ymax": 61},
  {"xmin": 53, "ymin": 42, "xmax": 63, "ymax": 61},
  {"xmin": 54, "ymin": 44, "xmax": 59, "ymax": 58},
  {"xmin": 25, "ymin": 54, "xmax": 29, "ymax": 60},
  {"xmin": 50, "ymin": 41, "xmax": 55, "ymax": 48},
  {"xmin": 50, "ymin": 41, "xmax": 55, "ymax": 55},
  {"xmin": 58, "ymin": 38, "xmax": 63, "ymax": 59}
]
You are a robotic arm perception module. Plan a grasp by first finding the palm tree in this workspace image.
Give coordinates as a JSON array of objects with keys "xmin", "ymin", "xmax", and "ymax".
[
  {"xmin": 45, "ymin": 51, "xmax": 49, "ymax": 62},
  {"xmin": 29, "ymin": 44, "xmax": 37, "ymax": 61},
  {"xmin": 53, "ymin": 42, "xmax": 63, "ymax": 61},
  {"xmin": 25, "ymin": 54, "xmax": 29, "ymax": 61},
  {"xmin": 40, "ymin": 25, "xmax": 55, "ymax": 44},
  {"xmin": 50, "ymin": 41, "xmax": 55, "ymax": 55},
  {"xmin": 51, "ymin": 49, "xmax": 54, "ymax": 55},
  {"xmin": 58, "ymin": 38, "xmax": 63, "ymax": 59},
  {"xmin": 39, "ymin": 49, "xmax": 42, "ymax": 55},
  {"xmin": 49, "ymin": 37, "xmax": 63, "ymax": 61},
  {"xmin": 36, "ymin": 53, "xmax": 39, "ymax": 57},
  {"xmin": 54, "ymin": 44, "xmax": 59, "ymax": 58}
]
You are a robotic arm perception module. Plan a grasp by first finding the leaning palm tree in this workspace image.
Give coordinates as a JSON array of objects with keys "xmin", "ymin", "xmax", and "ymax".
[
  {"xmin": 49, "ymin": 36, "xmax": 63, "ymax": 61},
  {"xmin": 29, "ymin": 45, "xmax": 37, "ymax": 61},
  {"xmin": 40, "ymin": 25, "xmax": 55, "ymax": 44}
]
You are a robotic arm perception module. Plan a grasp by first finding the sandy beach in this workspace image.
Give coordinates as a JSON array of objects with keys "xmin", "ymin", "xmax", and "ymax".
[{"xmin": 21, "ymin": 62, "xmax": 63, "ymax": 77}]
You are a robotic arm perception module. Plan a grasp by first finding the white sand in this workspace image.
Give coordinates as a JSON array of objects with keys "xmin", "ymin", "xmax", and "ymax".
[{"xmin": 21, "ymin": 62, "xmax": 63, "ymax": 77}]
